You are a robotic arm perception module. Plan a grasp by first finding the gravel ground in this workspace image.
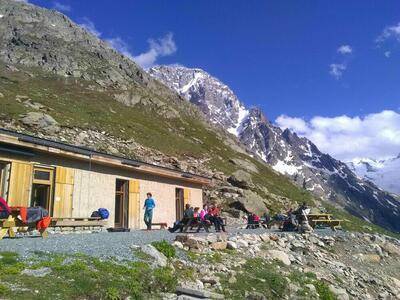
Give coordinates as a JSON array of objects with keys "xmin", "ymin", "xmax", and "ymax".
[{"xmin": 0, "ymin": 227, "xmax": 338, "ymax": 260}]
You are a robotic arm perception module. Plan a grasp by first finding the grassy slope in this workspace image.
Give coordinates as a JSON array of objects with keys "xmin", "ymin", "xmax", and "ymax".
[
  {"xmin": 0, "ymin": 63, "xmax": 313, "ymax": 206},
  {"xmin": 0, "ymin": 63, "xmax": 397, "ymax": 237}
]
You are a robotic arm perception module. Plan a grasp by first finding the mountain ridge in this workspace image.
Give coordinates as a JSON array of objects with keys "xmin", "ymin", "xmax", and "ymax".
[{"xmin": 149, "ymin": 64, "xmax": 400, "ymax": 232}]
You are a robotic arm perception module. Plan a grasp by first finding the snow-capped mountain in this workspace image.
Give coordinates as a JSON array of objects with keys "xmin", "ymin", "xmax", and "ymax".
[
  {"xmin": 148, "ymin": 65, "xmax": 249, "ymax": 133},
  {"xmin": 348, "ymin": 155, "xmax": 400, "ymax": 195},
  {"xmin": 150, "ymin": 65, "xmax": 400, "ymax": 232}
]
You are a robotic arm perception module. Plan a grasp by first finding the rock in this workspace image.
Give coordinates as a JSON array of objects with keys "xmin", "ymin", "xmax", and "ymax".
[
  {"xmin": 233, "ymin": 190, "xmax": 268, "ymax": 215},
  {"xmin": 172, "ymin": 241, "xmax": 184, "ymax": 249},
  {"xmin": 380, "ymin": 242, "xmax": 400, "ymax": 256},
  {"xmin": 236, "ymin": 239, "xmax": 249, "ymax": 248},
  {"xmin": 0, "ymin": 92, "xmax": 4, "ymax": 98},
  {"xmin": 21, "ymin": 267, "xmax": 51, "ymax": 277},
  {"xmin": 176, "ymin": 286, "xmax": 224, "ymax": 299},
  {"xmin": 229, "ymin": 158, "xmax": 259, "ymax": 173},
  {"xmin": 356, "ymin": 254, "xmax": 381, "ymax": 263},
  {"xmin": 227, "ymin": 170, "xmax": 254, "ymax": 189},
  {"xmin": 140, "ymin": 244, "xmax": 168, "ymax": 267},
  {"xmin": 305, "ymin": 283, "xmax": 316, "ymax": 293},
  {"xmin": 266, "ymin": 250, "xmax": 291, "ymax": 266},
  {"xmin": 329, "ymin": 285, "xmax": 349, "ymax": 300},
  {"xmin": 161, "ymin": 293, "xmax": 177, "ymax": 300},
  {"xmin": 210, "ymin": 241, "xmax": 227, "ymax": 251},
  {"xmin": 227, "ymin": 241, "xmax": 238, "ymax": 250},
  {"xmin": 259, "ymin": 233, "xmax": 270, "ymax": 242},
  {"xmin": 20, "ymin": 112, "xmax": 60, "ymax": 133}
]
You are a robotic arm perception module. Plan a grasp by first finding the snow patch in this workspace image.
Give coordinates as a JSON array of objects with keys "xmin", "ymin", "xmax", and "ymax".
[
  {"xmin": 273, "ymin": 160, "xmax": 301, "ymax": 176},
  {"xmin": 228, "ymin": 104, "xmax": 249, "ymax": 136}
]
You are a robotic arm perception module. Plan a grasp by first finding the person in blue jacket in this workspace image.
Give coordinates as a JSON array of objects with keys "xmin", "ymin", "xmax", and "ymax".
[{"xmin": 143, "ymin": 192, "xmax": 156, "ymax": 230}]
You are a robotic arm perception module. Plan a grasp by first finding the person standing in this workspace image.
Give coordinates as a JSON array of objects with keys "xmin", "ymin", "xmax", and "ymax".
[{"xmin": 143, "ymin": 192, "xmax": 155, "ymax": 230}]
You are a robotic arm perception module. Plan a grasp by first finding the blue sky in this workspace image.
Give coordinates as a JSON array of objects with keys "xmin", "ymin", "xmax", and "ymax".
[{"xmin": 28, "ymin": 0, "xmax": 400, "ymax": 160}]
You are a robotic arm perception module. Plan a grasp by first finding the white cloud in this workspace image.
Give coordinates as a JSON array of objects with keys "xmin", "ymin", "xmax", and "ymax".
[
  {"xmin": 337, "ymin": 45, "xmax": 352, "ymax": 54},
  {"xmin": 133, "ymin": 33, "xmax": 177, "ymax": 69},
  {"xmin": 52, "ymin": 1, "xmax": 71, "ymax": 12},
  {"xmin": 79, "ymin": 17, "xmax": 101, "ymax": 37},
  {"xmin": 376, "ymin": 22, "xmax": 400, "ymax": 43},
  {"xmin": 329, "ymin": 63, "xmax": 346, "ymax": 79},
  {"xmin": 77, "ymin": 17, "xmax": 176, "ymax": 68},
  {"xmin": 106, "ymin": 37, "xmax": 134, "ymax": 60},
  {"xmin": 276, "ymin": 110, "xmax": 400, "ymax": 161},
  {"xmin": 384, "ymin": 51, "xmax": 391, "ymax": 58}
]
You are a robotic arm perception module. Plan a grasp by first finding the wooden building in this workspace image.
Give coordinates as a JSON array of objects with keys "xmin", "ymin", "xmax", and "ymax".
[{"xmin": 0, "ymin": 129, "xmax": 210, "ymax": 229}]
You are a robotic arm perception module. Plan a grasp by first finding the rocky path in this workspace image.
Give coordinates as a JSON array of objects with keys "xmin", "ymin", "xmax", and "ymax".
[{"xmin": 0, "ymin": 227, "xmax": 337, "ymax": 260}]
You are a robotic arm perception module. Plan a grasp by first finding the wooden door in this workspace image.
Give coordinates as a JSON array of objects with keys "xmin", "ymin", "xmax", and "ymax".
[
  {"xmin": 115, "ymin": 179, "xmax": 129, "ymax": 228},
  {"xmin": 8, "ymin": 162, "xmax": 33, "ymax": 207},
  {"xmin": 53, "ymin": 167, "xmax": 74, "ymax": 217},
  {"xmin": 175, "ymin": 188, "xmax": 184, "ymax": 221},
  {"xmin": 184, "ymin": 188, "xmax": 191, "ymax": 207},
  {"xmin": 129, "ymin": 180, "xmax": 140, "ymax": 229}
]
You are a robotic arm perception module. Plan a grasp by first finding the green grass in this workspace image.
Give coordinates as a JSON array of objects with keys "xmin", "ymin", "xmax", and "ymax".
[
  {"xmin": 0, "ymin": 252, "xmax": 179, "ymax": 300},
  {"xmin": 219, "ymin": 258, "xmax": 288, "ymax": 299},
  {"xmin": 151, "ymin": 240, "xmax": 176, "ymax": 259}
]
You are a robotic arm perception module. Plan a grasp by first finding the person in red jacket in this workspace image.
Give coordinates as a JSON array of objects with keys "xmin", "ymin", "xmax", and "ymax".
[{"xmin": 0, "ymin": 197, "xmax": 11, "ymax": 219}]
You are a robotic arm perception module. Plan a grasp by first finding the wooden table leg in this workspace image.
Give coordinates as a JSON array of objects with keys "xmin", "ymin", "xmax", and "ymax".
[
  {"xmin": 39, "ymin": 229, "xmax": 48, "ymax": 238},
  {"xmin": 0, "ymin": 228, "xmax": 8, "ymax": 239},
  {"xmin": 8, "ymin": 227, "xmax": 16, "ymax": 238}
]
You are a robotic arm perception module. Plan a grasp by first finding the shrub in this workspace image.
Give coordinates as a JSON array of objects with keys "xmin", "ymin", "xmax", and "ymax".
[{"xmin": 151, "ymin": 240, "xmax": 176, "ymax": 258}]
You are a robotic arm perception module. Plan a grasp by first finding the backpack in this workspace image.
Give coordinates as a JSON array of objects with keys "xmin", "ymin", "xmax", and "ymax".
[
  {"xmin": 98, "ymin": 208, "xmax": 109, "ymax": 219},
  {"xmin": 91, "ymin": 211, "xmax": 100, "ymax": 218}
]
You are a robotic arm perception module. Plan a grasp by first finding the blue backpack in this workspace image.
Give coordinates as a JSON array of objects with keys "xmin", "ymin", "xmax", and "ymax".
[{"xmin": 98, "ymin": 208, "xmax": 109, "ymax": 219}]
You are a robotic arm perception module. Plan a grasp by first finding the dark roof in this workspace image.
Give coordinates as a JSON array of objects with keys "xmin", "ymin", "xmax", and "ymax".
[{"xmin": 0, "ymin": 128, "xmax": 211, "ymax": 181}]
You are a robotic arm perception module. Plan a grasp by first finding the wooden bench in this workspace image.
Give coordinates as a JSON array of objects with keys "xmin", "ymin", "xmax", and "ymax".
[
  {"xmin": 182, "ymin": 218, "xmax": 211, "ymax": 233},
  {"xmin": 50, "ymin": 217, "xmax": 107, "ymax": 228},
  {"xmin": 151, "ymin": 222, "xmax": 168, "ymax": 230}
]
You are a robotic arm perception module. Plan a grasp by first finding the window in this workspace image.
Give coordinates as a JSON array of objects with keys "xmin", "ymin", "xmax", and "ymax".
[{"xmin": 34, "ymin": 169, "xmax": 51, "ymax": 181}]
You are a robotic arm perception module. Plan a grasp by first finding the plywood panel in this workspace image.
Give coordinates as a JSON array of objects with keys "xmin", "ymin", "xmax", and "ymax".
[
  {"xmin": 55, "ymin": 166, "xmax": 74, "ymax": 185},
  {"xmin": 8, "ymin": 162, "xmax": 32, "ymax": 206},
  {"xmin": 53, "ymin": 167, "xmax": 74, "ymax": 217},
  {"xmin": 184, "ymin": 188, "xmax": 191, "ymax": 206},
  {"xmin": 129, "ymin": 179, "xmax": 140, "ymax": 228}
]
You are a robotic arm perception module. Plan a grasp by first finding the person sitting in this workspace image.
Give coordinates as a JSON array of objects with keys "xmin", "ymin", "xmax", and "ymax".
[
  {"xmin": 168, "ymin": 204, "xmax": 194, "ymax": 233},
  {"xmin": 195, "ymin": 205, "xmax": 210, "ymax": 233},
  {"xmin": 0, "ymin": 197, "xmax": 11, "ymax": 219},
  {"xmin": 246, "ymin": 212, "xmax": 260, "ymax": 229},
  {"xmin": 208, "ymin": 205, "xmax": 226, "ymax": 232}
]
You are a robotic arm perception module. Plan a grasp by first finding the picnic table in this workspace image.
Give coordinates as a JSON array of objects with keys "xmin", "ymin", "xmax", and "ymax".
[
  {"xmin": 307, "ymin": 213, "xmax": 342, "ymax": 230},
  {"xmin": 0, "ymin": 208, "xmax": 48, "ymax": 239}
]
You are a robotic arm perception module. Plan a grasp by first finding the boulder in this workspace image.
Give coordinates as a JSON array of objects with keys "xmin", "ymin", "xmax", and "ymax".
[
  {"xmin": 20, "ymin": 112, "xmax": 59, "ymax": 133},
  {"xmin": 266, "ymin": 250, "xmax": 291, "ymax": 266},
  {"xmin": 141, "ymin": 244, "xmax": 168, "ymax": 267},
  {"xmin": 380, "ymin": 242, "xmax": 400, "ymax": 256},
  {"xmin": 229, "ymin": 158, "xmax": 259, "ymax": 173},
  {"xmin": 227, "ymin": 241, "xmax": 238, "ymax": 250},
  {"xmin": 210, "ymin": 241, "xmax": 227, "ymax": 251},
  {"xmin": 232, "ymin": 190, "xmax": 268, "ymax": 215},
  {"xmin": 228, "ymin": 170, "xmax": 254, "ymax": 189}
]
